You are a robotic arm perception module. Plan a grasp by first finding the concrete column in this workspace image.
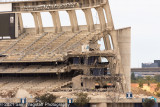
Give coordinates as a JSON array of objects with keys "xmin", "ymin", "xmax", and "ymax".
[
  {"xmin": 103, "ymin": 32, "xmax": 111, "ymax": 50},
  {"xmin": 56, "ymin": 0, "xmax": 61, "ymax": 3},
  {"xmin": 97, "ymin": 103, "xmax": 107, "ymax": 107},
  {"xmin": 90, "ymin": 104, "xmax": 97, "ymax": 107},
  {"xmin": 125, "ymin": 103, "xmax": 130, "ymax": 107},
  {"xmin": 103, "ymin": 35, "xmax": 108, "ymax": 50},
  {"xmin": 15, "ymin": 13, "xmax": 19, "ymax": 38},
  {"xmin": 17, "ymin": 13, "xmax": 24, "ymax": 34},
  {"xmin": 50, "ymin": 11, "xmax": 62, "ymax": 33},
  {"xmin": 89, "ymin": 0, "xmax": 92, "ymax": 6},
  {"xmin": 109, "ymin": 30, "xmax": 118, "ymax": 51},
  {"xmin": 130, "ymin": 103, "xmax": 134, "ymax": 107},
  {"xmin": 110, "ymin": 28, "xmax": 131, "ymax": 92},
  {"xmin": 95, "ymin": 7, "xmax": 106, "ymax": 31},
  {"xmin": 63, "ymin": 0, "xmax": 67, "ymax": 3},
  {"xmin": 83, "ymin": 8, "xmax": 94, "ymax": 31},
  {"xmin": 103, "ymin": 0, "xmax": 114, "ymax": 30},
  {"xmin": 67, "ymin": 10, "xmax": 79, "ymax": 32},
  {"xmin": 119, "ymin": 103, "xmax": 123, "ymax": 107},
  {"xmin": 36, "ymin": 12, "xmax": 43, "ymax": 33},
  {"xmin": 31, "ymin": 12, "xmax": 39, "ymax": 34},
  {"xmin": 65, "ymin": 103, "xmax": 67, "ymax": 107},
  {"xmin": 67, "ymin": 10, "xmax": 74, "ymax": 32},
  {"xmin": 83, "ymin": 9, "xmax": 90, "ymax": 31},
  {"xmin": 107, "ymin": 103, "xmax": 112, "ymax": 107},
  {"xmin": 106, "ymin": 35, "xmax": 112, "ymax": 50},
  {"xmin": 94, "ymin": 0, "xmax": 97, "ymax": 5},
  {"xmin": 117, "ymin": 27, "xmax": 131, "ymax": 92},
  {"xmin": 109, "ymin": 30, "xmax": 122, "ymax": 80}
]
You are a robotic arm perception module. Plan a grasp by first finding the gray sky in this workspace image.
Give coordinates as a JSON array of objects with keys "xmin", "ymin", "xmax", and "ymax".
[
  {"xmin": 109, "ymin": 0, "xmax": 160, "ymax": 68},
  {"xmin": 22, "ymin": 0, "xmax": 160, "ymax": 68}
]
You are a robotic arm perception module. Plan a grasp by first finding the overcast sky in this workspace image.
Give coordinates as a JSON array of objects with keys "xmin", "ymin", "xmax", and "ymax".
[
  {"xmin": 109, "ymin": 0, "xmax": 160, "ymax": 68},
  {"xmin": 21, "ymin": 0, "xmax": 160, "ymax": 68}
]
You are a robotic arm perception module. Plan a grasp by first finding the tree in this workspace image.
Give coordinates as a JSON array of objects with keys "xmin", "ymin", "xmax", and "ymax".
[
  {"xmin": 74, "ymin": 92, "xmax": 90, "ymax": 107},
  {"xmin": 154, "ymin": 75, "xmax": 160, "ymax": 82},
  {"xmin": 131, "ymin": 72, "xmax": 136, "ymax": 80},
  {"xmin": 156, "ymin": 92, "xmax": 160, "ymax": 97},
  {"xmin": 155, "ymin": 83, "xmax": 160, "ymax": 92},
  {"xmin": 35, "ymin": 93, "xmax": 57, "ymax": 106},
  {"xmin": 139, "ymin": 80, "xmax": 143, "ymax": 88},
  {"xmin": 146, "ymin": 76, "xmax": 152, "ymax": 86},
  {"xmin": 142, "ymin": 98, "xmax": 155, "ymax": 107}
]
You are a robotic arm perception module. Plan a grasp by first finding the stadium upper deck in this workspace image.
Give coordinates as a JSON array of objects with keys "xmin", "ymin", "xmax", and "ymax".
[
  {"xmin": 0, "ymin": 0, "xmax": 48, "ymax": 3},
  {"xmin": 0, "ymin": 30, "xmax": 111, "ymax": 62}
]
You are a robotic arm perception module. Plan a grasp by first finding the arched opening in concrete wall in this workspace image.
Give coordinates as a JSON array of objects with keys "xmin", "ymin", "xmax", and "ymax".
[
  {"xmin": 22, "ymin": 13, "xmax": 35, "ymax": 28},
  {"xmin": 76, "ymin": 10, "xmax": 87, "ymax": 25},
  {"xmin": 41, "ymin": 12, "xmax": 53, "ymax": 27},
  {"xmin": 101, "ymin": 57, "xmax": 109, "ymax": 63},
  {"xmin": 98, "ymin": 38, "xmax": 105, "ymax": 51},
  {"xmin": 91, "ymin": 8, "xmax": 100, "ymax": 24},
  {"xmin": 59, "ymin": 11, "xmax": 71, "ymax": 26}
]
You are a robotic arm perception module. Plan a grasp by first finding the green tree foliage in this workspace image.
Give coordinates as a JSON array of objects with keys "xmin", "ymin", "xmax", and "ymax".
[
  {"xmin": 146, "ymin": 76, "xmax": 152, "ymax": 86},
  {"xmin": 155, "ymin": 83, "xmax": 160, "ymax": 92},
  {"xmin": 131, "ymin": 72, "xmax": 136, "ymax": 80},
  {"xmin": 74, "ymin": 92, "xmax": 90, "ymax": 107},
  {"xmin": 142, "ymin": 98, "xmax": 155, "ymax": 107},
  {"xmin": 139, "ymin": 80, "xmax": 143, "ymax": 88},
  {"xmin": 154, "ymin": 75, "xmax": 160, "ymax": 82},
  {"xmin": 35, "ymin": 93, "xmax": 57, "ymax": 106},
  {"xmin": 156, "ymin": 92, "xmax": 160, "ymax": 97}
]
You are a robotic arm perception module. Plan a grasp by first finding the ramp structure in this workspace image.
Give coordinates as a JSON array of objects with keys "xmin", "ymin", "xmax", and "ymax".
[{"xmin": 0, "ymin": 0, "xmax": 131, "ymax": 98}]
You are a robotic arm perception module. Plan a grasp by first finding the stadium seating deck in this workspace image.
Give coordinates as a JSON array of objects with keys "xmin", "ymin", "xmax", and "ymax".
[
  {"xmin": 0, "ymin": 65, "xmax": 67, "ymax": 73},
  {"xmin": 0, "ymin": 30, "xmax": 102, "ymax": 62}
]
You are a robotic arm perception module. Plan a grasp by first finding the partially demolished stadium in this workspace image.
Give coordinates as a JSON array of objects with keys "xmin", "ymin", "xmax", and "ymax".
[{"xmin": 0, "ymin": 0, "xmax": 131, "ymax": 106}]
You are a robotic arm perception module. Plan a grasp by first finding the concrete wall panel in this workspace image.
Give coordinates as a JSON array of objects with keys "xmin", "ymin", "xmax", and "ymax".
[{"xmin": 117, "ymin": 27, "xmax": 131, "ymax": 92}]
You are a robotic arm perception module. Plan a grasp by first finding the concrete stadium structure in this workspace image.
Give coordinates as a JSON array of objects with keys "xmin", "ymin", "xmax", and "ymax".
[{"xmin": 0, "ymin": 0, "xmax": 134, "ymax": 107}]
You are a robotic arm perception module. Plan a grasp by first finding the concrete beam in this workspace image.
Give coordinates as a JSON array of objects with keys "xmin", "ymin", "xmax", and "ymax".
[
  {"xmin": 83, "ymin": 8, "xmax": 94, "ymax": 31},
  {"xmin": 95, "ymin": 7, "xmax": 106, "ymax": 31},
  {"xmin": 67, "ymin": 10, "xmax": 79, "ymax": 32},
  {"xmin": 103, "ymin": 0, "xmax": 114, "ymax": 30},
  {"xmin": 50, "ymin": 11, "xmax": 62, "ymax": 33}
]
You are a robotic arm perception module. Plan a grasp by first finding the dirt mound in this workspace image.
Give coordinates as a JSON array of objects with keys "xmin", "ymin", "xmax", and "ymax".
[
  {"xmin": 15, "ymin": 89, "xmax": 31, "ymax": 98},
  {"xmin": 131, "ymin": 87, "xmax": 157, "ymax": 98}
]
